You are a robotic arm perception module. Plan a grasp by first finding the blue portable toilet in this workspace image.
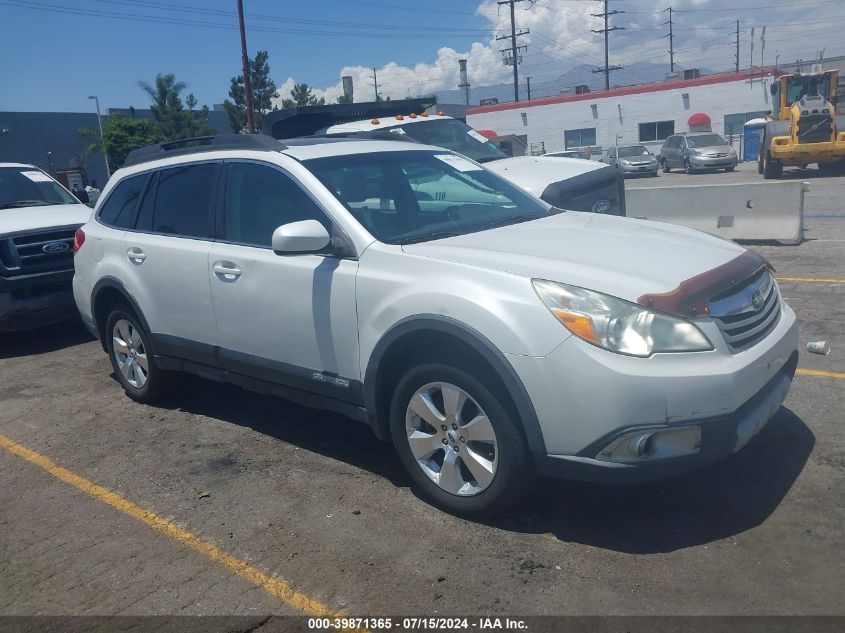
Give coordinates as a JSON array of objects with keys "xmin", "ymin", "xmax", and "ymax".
[{"xmin": 743, "ymin": 119, "xmax": 767, "ymax": 162}]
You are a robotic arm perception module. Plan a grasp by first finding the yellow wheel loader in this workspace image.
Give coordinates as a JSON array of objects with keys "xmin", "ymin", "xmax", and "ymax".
[{"xmin": 758, "ymin": 70, "xmax": 845, "ymax": 178}]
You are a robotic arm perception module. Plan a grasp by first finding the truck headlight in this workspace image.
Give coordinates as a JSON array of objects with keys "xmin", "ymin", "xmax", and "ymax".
[{"xmin": 532, "ymin": 280, "xmax": 713, "ymax": 357}]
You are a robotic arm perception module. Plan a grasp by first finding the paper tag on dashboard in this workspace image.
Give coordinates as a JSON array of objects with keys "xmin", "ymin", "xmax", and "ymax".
[
  {"xmin": 467, "ymin": 129, "xmax": 489, "ymax": 143},
  {"xmin": 434, "ymin": 154, "xmax": 482, "ymax": 172},
  {"xmin": 21, "ymin": 170, "xmax": 53, "ymax": 182}
]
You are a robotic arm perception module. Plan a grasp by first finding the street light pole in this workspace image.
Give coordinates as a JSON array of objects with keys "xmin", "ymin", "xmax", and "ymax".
[{"xmin": 88, "ymin": 95, "xmax": 111, "ymax": 179}]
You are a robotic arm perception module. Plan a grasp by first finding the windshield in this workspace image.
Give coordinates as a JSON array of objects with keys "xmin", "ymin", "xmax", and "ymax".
[
  {"xmin": 786, "ymin": 75, "xmax": 831, "ymax": 104},
  {"xmin": 0, "ymin": 167, "xmax": 79, "ymax": 210},
  {"xmin": 618, "ymin": 145, "xmax": 650, "ymax": 158},
  {"xmin": 304, "ymin": 150, "xmax": 555, "ymax": 245},
  {"xmin": 686, "ymin": 134, "xmax": 726, "ymax": 148},
  {"xmin": 388, "ymin": 119, "xmax": 507, "ymax": 163}
]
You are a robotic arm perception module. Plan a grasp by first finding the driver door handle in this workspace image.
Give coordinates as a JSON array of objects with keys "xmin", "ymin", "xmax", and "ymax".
[{"xmin": 212, "ymin": 261, "xmax": 242, "ymax": 281}]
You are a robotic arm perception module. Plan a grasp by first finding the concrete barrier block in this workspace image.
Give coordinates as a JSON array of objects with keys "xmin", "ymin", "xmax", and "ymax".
[{"xmin": 626, "ymin": 181, "xmax": 807, "ymax": 245}]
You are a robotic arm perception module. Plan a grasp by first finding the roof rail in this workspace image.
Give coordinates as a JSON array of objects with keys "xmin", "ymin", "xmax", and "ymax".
[{"xmin": 123, "ymin": 133, "xmax": 286, "ymax": 168}]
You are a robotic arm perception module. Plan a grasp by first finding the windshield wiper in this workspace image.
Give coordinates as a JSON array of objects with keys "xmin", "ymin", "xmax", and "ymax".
[
  {"xmin": 398, "ymin": 230, "xmax": 465, "ymax": 244},
  {"xmin": 0, "ymin": 200, "xmax": 58, "ymax": 209}
]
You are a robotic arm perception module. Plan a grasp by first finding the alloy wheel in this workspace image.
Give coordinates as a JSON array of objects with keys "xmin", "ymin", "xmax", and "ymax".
[
  {"xmin": 405, "ymin": 381, "xmax": 498, "ymax": 496},
  {"xmin": 112, "ymin": 318, "xmax": 148, "ymax": 388}
]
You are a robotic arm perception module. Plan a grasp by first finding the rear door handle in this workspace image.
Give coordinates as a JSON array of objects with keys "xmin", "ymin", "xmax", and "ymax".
[
  {"xmin": 127, "ymin": 247, "xmax": 146, "ymax": 264},
  {"xmin": 212, "ymin": 261, "xmax": 242, "ymax": 281}
]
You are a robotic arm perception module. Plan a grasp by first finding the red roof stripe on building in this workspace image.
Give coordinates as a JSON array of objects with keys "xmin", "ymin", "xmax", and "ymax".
[{"xmin": 465, "ymin": 68, "xmax": 782, "ymax": 115}]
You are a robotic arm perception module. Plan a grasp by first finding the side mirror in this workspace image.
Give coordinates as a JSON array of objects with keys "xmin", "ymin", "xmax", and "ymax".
[{"xmin": 272, "ymin": 220, "xmax": 331, "ymax": 254}]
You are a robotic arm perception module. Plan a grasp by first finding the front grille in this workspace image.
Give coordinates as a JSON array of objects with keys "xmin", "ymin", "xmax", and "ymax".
[
  {"xmin": 0, "ymin": 228, "xmax": 76, "ymax": 278},
  {"xmin": 709, "ymin": 270, "xmax": 781, "ymax": 353},
  {"xmin": 797, "ymin": 114, "xmax": 832, "ymax": 143}
]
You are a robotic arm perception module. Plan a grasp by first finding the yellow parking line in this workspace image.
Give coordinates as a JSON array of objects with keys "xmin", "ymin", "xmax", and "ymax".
[
  {"xmin": 796, "ymin": 368, "xmax": 845, "ymax": 380},
  {"xmin": 0, "ymin": 432, "xmax": 340, "ymax": 618},
  {"xmin": 776, "ymin": 277, "xmax": 845, "ymax": 284}
]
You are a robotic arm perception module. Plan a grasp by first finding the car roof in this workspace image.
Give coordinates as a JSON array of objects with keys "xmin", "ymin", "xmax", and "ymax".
[
  {"xmin": 112, "ymin": 135, "xmax": 446, "ymax": 179},
  {"xmin": 0, "ymin": 162, "xmax": 37, "ymax": 169}
]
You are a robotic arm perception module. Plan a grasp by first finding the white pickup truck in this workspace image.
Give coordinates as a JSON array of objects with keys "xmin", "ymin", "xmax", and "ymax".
[
  {"xmin": 0, "ymin": 163, "xmax": 91, "ymax": 331},
  {"xmin": 263, "ymin": 100, "xmax": 625, "ymax": 217}
]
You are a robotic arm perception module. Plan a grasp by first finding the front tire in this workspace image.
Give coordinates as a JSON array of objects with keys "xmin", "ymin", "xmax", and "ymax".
[
  {"xmin": 763, "ymin": 150, "xmax": 783, "ymax": 179},
  {"xmin": 105, "ymin": 305, "xmax": 170, "ymax": 403},
  {"xmin": 661, "ymin": 158, "xmax": 671, "ymax": 173},
  {"xmin": 684, "ymin": 159, "xmax": 693, "ymax": 174},
  {"xmin": 389, "ymin": 363, "xmax": 532, "ymax": 516}
]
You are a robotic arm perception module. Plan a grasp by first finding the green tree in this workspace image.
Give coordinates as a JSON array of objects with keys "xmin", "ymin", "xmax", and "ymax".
[
  {"xmin": 138, "ymin": 73, "xmax": 214, "ymax": 140},
  {"xmin": 336, "ymin": 94, "xmax": 353, "ymax": 104},
  {"xmin": 81, "ymin": 114, "xmax": 162, "ymax": 169},
  {"xmin": 222, "ymin": 50, "xmax": 279, "ymax": 133},
  {"xmin": 281, "ymin": 83, "xmax": 326, "ymax": 108}
]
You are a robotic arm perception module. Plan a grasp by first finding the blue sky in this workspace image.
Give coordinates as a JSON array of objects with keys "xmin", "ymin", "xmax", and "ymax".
[{"xmin": 1, "ymin": 0, "xmax": 843, "ymax": 113}]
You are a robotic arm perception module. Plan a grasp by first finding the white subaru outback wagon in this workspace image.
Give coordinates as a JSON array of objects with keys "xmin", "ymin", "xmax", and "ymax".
[{"xmin": 73, "ymin": 134, "xmax": 798, "ymax": 515}]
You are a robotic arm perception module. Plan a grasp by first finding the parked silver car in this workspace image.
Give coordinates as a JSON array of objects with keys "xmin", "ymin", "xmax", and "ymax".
[
  {"xmin": 607, "ymin": 145, "xmax": 659, "ymax": 177},
  {"xmin": 660, "ymin": 133, "xmax": 738, "ymax": 174}
]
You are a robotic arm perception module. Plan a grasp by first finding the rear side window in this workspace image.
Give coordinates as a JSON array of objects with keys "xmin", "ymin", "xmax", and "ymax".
[
  {"xmin": 223, "ymin": 162, "xmax": 327, "ymax": 247},
  {"xmin": 97, "ymin": 173, "xmax": 147, "ymax": 228},
  {"xmin": 136, "ymin": 163, "xmax": 216, "ymax": 238}
]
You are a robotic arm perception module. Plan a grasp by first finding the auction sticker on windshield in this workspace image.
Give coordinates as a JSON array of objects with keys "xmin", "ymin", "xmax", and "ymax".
[
  {"xmin": 467, "ymin": 129, "xmax": 489, "ymax": 143},
  {"xmin": 434, "ymin": 154, "xmax": 482, "ymax": 172},
  {"xmin": 21, "ymin": 170, "xmax": 53, "ymax": 182}
]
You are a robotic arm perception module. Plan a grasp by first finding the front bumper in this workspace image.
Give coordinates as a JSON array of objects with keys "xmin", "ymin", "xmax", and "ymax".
[
  {"xmin": 535, "ymin": 349, "xmax": 797, "ymax": 483},
  {"xmin": 0, "ymin": 269, "xmax": 78, "ymax": 331},
  {"xmin": 506, "ymin": 303, "xmax": 798, "ymax": 483},
  {"xmin": 618, "ymin": 162, "xmax": 658, "ymax": 176},
  {"xmin": 688, "ymin": 154, "xmax": 738, "ymax": 169}
]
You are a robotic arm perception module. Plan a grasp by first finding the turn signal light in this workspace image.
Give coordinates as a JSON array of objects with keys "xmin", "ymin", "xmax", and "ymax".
[
  {"xmin": 550, "ymin": 308, "xmax": 598, "ymax": 344},
  {"xmin": 73, "ymin": 228, "xmax": 85, "ymax": 253}
]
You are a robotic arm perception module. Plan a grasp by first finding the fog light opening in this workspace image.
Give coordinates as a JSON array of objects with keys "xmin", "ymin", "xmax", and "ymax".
[{"xmin": 596, "ymin": 425, "xmax": 702, "ymax": 463}]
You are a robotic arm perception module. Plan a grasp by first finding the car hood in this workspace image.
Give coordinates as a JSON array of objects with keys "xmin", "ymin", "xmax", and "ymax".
[
  {"xmin": 484, "ymin": 155, "xmax": 609, "ymax": 197},
  {"xmin": 0, "ymin": 203, "xmax": 91, "ymax": 235},
  {"xmin": 402, "ymin": 212, "xmax": 745, "ymax": 302}
]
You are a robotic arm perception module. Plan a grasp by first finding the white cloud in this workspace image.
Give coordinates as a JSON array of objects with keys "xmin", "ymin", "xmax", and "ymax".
[{"xmin": 272, "ymin": 0, "xmax": 845, "ymax": 104}]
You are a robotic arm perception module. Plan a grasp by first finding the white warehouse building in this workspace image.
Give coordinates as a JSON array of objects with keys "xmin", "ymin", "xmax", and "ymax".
[{"xmin": 465, "ymin": 68, "xmax": 782, "ymax": 159}]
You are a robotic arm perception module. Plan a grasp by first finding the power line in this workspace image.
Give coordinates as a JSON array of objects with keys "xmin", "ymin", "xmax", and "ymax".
[{"xmin": 591, "ymin": 0, "xmax": 624, "ymax": 90}]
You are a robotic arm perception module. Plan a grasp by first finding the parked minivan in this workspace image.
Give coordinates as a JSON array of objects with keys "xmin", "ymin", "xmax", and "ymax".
[
  {"xmin": 73, "ymin": 135, "xmax": 797, "ymax": 515},
  {"xmin": 660, "ymin": 133, "xmax": 738, "ymax": 174}
]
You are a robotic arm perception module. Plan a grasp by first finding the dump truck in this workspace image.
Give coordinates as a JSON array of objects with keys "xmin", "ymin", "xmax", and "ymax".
[{"xmin": 759, "ymin": 70, "xmax": 845, "ymax": 178}]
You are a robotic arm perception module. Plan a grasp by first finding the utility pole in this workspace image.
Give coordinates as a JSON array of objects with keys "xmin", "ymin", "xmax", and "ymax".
[
  {"xmin": 496, "ymin": 0, "xmax": 530, "ymax": 102},
  {"xmin": 525, "ymin": 76, "xmax": 532, "ymax": 100},
  {"xmin": 237, "ymin": 0, "xmax": 255, "ymax": 133},
  {"xmin": 591, "ymin": 0, "xmax": 624, "ymax": 91},
  {"xmin": 735, "ymin": 20, "xmax": 740, "ymax": 73},
  {"xmin": 370, "ymin": 67, "xmax": 380, "ymax": 101},
  {"xmin": 663, "ymin": 7, "xmax": 674, "ymax": 73}
]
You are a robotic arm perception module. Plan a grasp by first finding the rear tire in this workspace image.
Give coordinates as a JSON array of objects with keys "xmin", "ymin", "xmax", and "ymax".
[
  {"xmin": 105, "ymin": 305, "xmax": 171, "ymax": 403},
  {"xmin": 389, "ymin": 363, "xmax": 532, "ymax": 517}
]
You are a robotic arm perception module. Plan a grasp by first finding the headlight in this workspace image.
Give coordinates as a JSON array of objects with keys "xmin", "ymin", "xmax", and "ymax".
[{"xmin": 532, "ymin": 280, "xmax": 713, "ymax": 357}]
